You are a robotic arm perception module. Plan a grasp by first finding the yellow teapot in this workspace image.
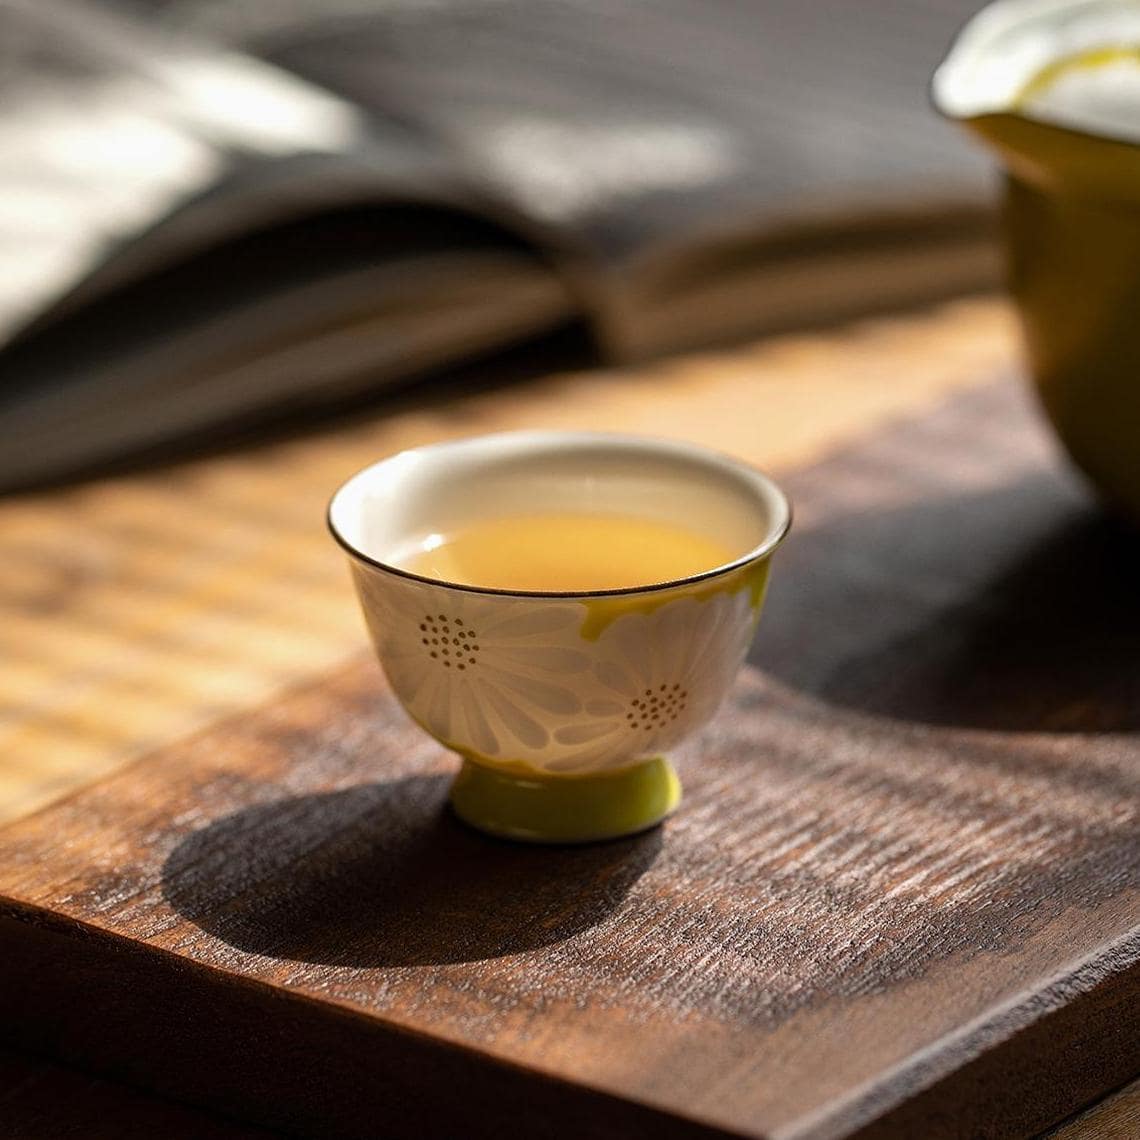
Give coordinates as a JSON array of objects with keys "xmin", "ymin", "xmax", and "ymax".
[{"xmin": 934, "ymin": 0, "xmax": 1140, "ymax": 518}]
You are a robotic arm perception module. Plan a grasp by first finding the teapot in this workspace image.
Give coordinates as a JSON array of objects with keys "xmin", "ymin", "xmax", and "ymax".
[{"xmin": 934, "ymin": 0, "xmax": 1140, "ymax": 518}]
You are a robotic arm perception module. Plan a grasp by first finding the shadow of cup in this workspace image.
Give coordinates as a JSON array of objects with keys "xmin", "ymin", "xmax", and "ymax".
[{"xmin": 162, "ymin": 775, "xmax": 662, "ymax": 967}]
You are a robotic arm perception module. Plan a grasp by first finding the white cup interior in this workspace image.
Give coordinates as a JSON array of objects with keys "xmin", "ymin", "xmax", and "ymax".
[{"xmin": 329, "ymin": 431, "xmax": 790, "ymax": 592}]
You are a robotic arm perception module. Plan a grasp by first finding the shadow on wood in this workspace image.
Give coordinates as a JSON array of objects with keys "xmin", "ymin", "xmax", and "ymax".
[
  {"xmin": 753, "ymin": 473, "xmax": 1140, "ymax": 732},
  {"xmin": 161, "ymin": 774, "xmax": 661, "ymax": 967}
]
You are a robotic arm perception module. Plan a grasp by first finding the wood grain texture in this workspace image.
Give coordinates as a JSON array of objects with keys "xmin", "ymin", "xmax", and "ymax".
[
  {"xmin": 1, "ymin": 375, "xmax": 1136, "ymax": 1140},
  {"xmin": 0, "ymin": 299, "xmax": 1013, "ymax": 824}
]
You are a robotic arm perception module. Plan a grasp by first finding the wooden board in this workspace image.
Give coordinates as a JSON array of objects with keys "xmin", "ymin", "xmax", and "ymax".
[{"xmin": 1, "ymin": 377, "xmax": 1137, "ymax": 1140}]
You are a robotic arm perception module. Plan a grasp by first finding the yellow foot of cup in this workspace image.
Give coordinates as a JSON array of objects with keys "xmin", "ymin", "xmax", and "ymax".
[{"xmin": 449, "ymin": 756, "xmax": 681, "ymax": 844}]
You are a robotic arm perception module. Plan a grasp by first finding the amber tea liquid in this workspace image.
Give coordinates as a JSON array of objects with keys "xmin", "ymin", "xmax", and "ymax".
[{"xmin": 403, "ymin": 512, "xmax": 737, "ymax": 592}]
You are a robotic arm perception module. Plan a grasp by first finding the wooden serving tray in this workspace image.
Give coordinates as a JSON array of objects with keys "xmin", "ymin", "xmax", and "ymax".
[{"xmin": 2, "ymin": 379, "xmax": 1138, "ymax": 1140}]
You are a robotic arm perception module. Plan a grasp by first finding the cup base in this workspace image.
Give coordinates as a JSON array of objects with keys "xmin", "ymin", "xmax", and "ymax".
[{"xmin": 449, "ymin": 756, "xmax": 681, "ymax": 844}]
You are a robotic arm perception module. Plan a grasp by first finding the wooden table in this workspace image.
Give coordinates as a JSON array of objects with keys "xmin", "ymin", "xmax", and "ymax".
[{"xmin": 1, "ymin": 297, "xmax": 1136, "ymax": 1137}]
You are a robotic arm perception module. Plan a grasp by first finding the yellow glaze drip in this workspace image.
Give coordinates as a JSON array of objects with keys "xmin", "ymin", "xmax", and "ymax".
[
  {"xmin": 577, "ymin": 557, "xmax": 771, "ymax": 642},
  {"xmin": 1014, "ymin": 45, "xmax": 1140, "ymax": 107}
]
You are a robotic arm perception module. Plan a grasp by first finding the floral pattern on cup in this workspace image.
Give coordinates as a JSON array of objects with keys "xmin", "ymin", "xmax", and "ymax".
[
  {"xmin": 550, "ymin": 588, "xmax": 758, "ymax": 772},
  {"xmin": 352, "ymin": 561, "xmax": 761, "ymax": 775}
]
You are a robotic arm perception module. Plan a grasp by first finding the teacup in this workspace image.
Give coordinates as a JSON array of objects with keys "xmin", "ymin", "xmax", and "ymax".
[{"xmin": 328, "ymin": 431, "xmax": 791, "ymax": 843}]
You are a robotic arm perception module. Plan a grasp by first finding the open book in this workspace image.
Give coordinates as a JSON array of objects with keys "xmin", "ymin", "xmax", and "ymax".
[{"xmin": 0, "ymin": 0, "xmax": 995, "ymax": 491}]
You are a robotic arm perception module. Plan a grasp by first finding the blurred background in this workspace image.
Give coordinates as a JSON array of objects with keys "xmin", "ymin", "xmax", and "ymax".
[{"xmin": 0, "ymin": 0, "xmax": 996, "ymax": 489}]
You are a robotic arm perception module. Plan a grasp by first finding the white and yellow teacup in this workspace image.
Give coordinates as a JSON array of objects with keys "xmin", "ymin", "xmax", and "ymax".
[{"xmin": 328, "ymin": 432, "xmax": 791, "ymax": 843}]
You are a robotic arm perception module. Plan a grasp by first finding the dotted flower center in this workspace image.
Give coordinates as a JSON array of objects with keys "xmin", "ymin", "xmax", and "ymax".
[
  {"xmin": 420, "ymin": 614, "xmax": 480, "ymax": 670},
  {"xmin": 626, "ymin": 683, "xmax": 688, "ymax": 730}
]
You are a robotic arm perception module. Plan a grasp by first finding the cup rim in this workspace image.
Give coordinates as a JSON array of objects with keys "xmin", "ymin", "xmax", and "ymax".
[{"xmin": 327, "ymin": 430, "xmax": 793, "ymax": 600}]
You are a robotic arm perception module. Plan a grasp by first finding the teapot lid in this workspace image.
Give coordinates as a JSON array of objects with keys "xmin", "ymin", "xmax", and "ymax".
[{"xmin": 934, "ymin": 0, "xmax": 1140, "ymax": 144}]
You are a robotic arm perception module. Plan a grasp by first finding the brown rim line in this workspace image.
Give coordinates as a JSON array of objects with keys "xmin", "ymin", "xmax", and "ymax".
[{"xmin": 325, "ymin": 432, "xmax": 793, "ymax": 601}]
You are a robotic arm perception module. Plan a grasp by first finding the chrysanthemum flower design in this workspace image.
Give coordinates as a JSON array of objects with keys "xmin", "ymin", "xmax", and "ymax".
[
  {"xmin": 353, "ymin": 564, "xmax": 759, "ymax": 775},
  {"xmin": 357, "ymin": 571, "xmax": 591, "ymax": 761},
  {"xmin": 544, "ymin": 588, "xmax": 758, "ymax": 772}
]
